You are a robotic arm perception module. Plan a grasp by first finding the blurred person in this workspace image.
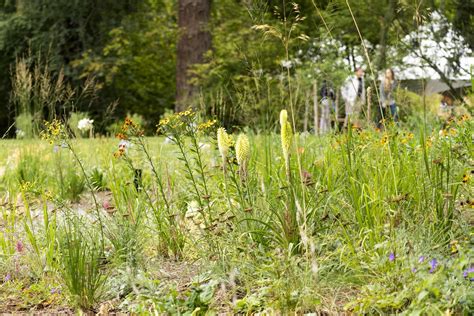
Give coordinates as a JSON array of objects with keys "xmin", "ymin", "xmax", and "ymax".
[
  {"xmin": 341, "ymin": 67, "xmax": 365, "ymax": 128},
  {"xmin": 320, "ymin": 80, "xmax": 336, "ymax": 133},
  {"xmin": 379, "ymin": 68, "xmax": 398, "ymax": 125}
]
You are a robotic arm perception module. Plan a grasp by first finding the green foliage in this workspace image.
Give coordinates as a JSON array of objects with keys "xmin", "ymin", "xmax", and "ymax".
[
  {"xmin": 117, "ymin": 271, "xmax": 218, "ymax": 315},
  {"xmin": 347, "ymin": 241, "xmax": 474, "ymax": 314},
  {"xmin": 1, "ymin": 0, "xmax": 472, "ymax": 134},
  {"xmin": 0, "ymin": 0, "xmax": 142, "ymax": 134},
  {"xmin": 72, "ymin": 0, "xmax": 176, "ymax": 131}
]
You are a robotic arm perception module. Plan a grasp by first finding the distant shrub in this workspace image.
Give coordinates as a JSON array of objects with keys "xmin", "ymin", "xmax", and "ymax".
[{"xmin": 395, "ymin": 88, "xmax": 439, "ymax": 130}]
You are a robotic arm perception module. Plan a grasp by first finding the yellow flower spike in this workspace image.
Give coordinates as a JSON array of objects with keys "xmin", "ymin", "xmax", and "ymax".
[
  {"xmin": 280, "ymin": 109, "xmax": 288, "ymax": 127},
  {"xmin": 279, "ymin": 109, "xmax": 293, "ymax": 180},
  {"xmin": 217, "ymin": 127, "xmax": 233, "ymax": 168},
  {"xmin": 281, "ymin": 121, "xmax": 293, "ymax": 156},
  {"xmin": 235, "ymin": 134, "xmax": 250, "ymax": 168}
]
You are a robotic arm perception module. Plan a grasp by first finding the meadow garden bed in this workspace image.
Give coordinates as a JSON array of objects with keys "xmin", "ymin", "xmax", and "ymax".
[{"xmin": 0, "ymin": 112, "xmax": 472, "ymax": 314}]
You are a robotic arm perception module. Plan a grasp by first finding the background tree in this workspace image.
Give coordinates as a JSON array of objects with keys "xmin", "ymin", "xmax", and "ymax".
[
  {"xmin": 0, "ymin": 0, "xmax": 141, "ymax": 135},
  {"xmin": 175, "ymin": 0, "xmax": 211, "ymax": 112},
  {"xmin": 72, "ymin": 0, "xmax": 177, "ymax": 131},
  {"xmin": 0, "ymin": 0, "xmax": 472, "ymax": 136}
]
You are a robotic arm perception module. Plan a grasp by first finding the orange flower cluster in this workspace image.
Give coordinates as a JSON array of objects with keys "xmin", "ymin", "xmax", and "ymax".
[
  {"xmin": 114, "ymin": 148, "xmax": 125, "ymax": 158},
  {"xmin": 115, "ymin": 118, "xmax": 144, "ymax": 140},
  {"xmin": 116, "ymin": 133, "xmax": 127, "ymax": 140},
  {"xmin": 112, "ymin": 117, "xmax": 144, "ymax": 158}
]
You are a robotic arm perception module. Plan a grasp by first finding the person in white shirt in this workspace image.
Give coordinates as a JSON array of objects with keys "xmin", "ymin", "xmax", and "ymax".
[{"xmin": 341, "ymin": 67, "xmax": 365, "ymax": 127}]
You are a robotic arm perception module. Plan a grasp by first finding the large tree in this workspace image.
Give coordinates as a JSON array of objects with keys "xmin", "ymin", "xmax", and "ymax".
[{"xmin": 175, "ymin": 0, "xmax": 211, "ymax": 112}]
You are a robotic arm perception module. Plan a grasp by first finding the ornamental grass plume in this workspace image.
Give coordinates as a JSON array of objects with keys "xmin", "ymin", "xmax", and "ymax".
[
  {"xmin": 217, "ymin": 127, "xmax": 232, "ymax": 170},
  {"xmin": 235, "ymin": 134, "xmax": 250, "ymax": 179},
  {"xmin": 280, "ymin": 110, "xmax": 293, "ymax": 180}
]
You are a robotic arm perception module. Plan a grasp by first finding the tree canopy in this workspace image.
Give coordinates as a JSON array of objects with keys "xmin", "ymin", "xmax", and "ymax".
[{"xmin": 0, "ymin": 0, "xmax": 471, "ymax": 135}]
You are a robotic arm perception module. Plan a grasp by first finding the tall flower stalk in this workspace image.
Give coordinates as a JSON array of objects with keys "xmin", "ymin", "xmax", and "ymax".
[
  {"xmin": 217, "ymin": 127, "xmax": 233, "ymax": 172},
  {"xmin": 235, "ymin": 133, "xmax": 250, "ymax": 181},
  {"xmin": 280, "ymin": 110, "xmax": 293, "ymax": 181},
  {"xmin": 115, "ymin": 117, "xmax": 185, "ymax": 257},
  {"xmin": 158, "ymin": 110, "xmax": 217, "ymax": 232},
  {"xmin": 41, "ymin": 119, "xmax": 105, "ymax": 252}
]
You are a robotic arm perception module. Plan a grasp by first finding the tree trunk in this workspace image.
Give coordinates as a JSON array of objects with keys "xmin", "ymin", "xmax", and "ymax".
[
  {"xmin": 376, "ymin": 0, "xmax": 396, "ymax": 71},
  {"xmin": 175, "ymin": 0, "xmax": 211, "ymax": 112}
]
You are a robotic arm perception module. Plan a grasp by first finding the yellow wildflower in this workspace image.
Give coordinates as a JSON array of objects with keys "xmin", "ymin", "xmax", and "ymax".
[
  {"xmin": 217, "ymin": 127, "xmax": 233, "ymax": 166},
  {"xmin": 462, "ymin": 173, "xmax": 470, "ymax": 183},
  {"xmin": 280, "ymin": 109, "xmax": 293, "ymax": 179},
  {"xmin": 235, "ymin": 134, "xmax": 250, "ymax": 167},
  {"xmin": 280, "ymin": 109, "xmax": 288, "ymax": 127}
]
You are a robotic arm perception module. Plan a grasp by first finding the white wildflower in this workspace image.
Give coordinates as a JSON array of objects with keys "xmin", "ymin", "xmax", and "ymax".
[
  {"xmin": 77, "ymin": 118, "xmax": 94, "ymax": 131},
  {"xmin": 118, "ymin": 139, "xmax": 131, "ymax": 151},
  {"xmin": 281, "ymin": 60, "xmax": 293, "ymax": 69}
]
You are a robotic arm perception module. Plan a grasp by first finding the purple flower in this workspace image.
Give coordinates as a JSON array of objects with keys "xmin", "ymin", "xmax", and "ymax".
[
  {"xmin": 4, "ymin": 274, "xmax": 11, "ymax": 282},
  {"xmin": 411, "ymin": 267, "xmax": 417, "ymax": 273},
  {"xmin": 50, "ymin": 288, "xmax": 61, "ymax": 294},
  {"xmin": 53, "ymin": 145, "xmax": 59, "ymax": 153},
  {"xmin": 15, "ymin": 240, "xmax": 24, "ymax": 253},
  {"xmin": 418, "ymin": 256, "xmax": 425, "ymax": 263},
  {"xmin": 463, "ymin": 267, "xmax": 474, "ymax": 281},
  {"xmin": 389, "ymin": 253, "xmax": 395, "ymax": 262},
  {"xmin": 429, "ymin": 258, "xmax": 438, "ymax": 273}
]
